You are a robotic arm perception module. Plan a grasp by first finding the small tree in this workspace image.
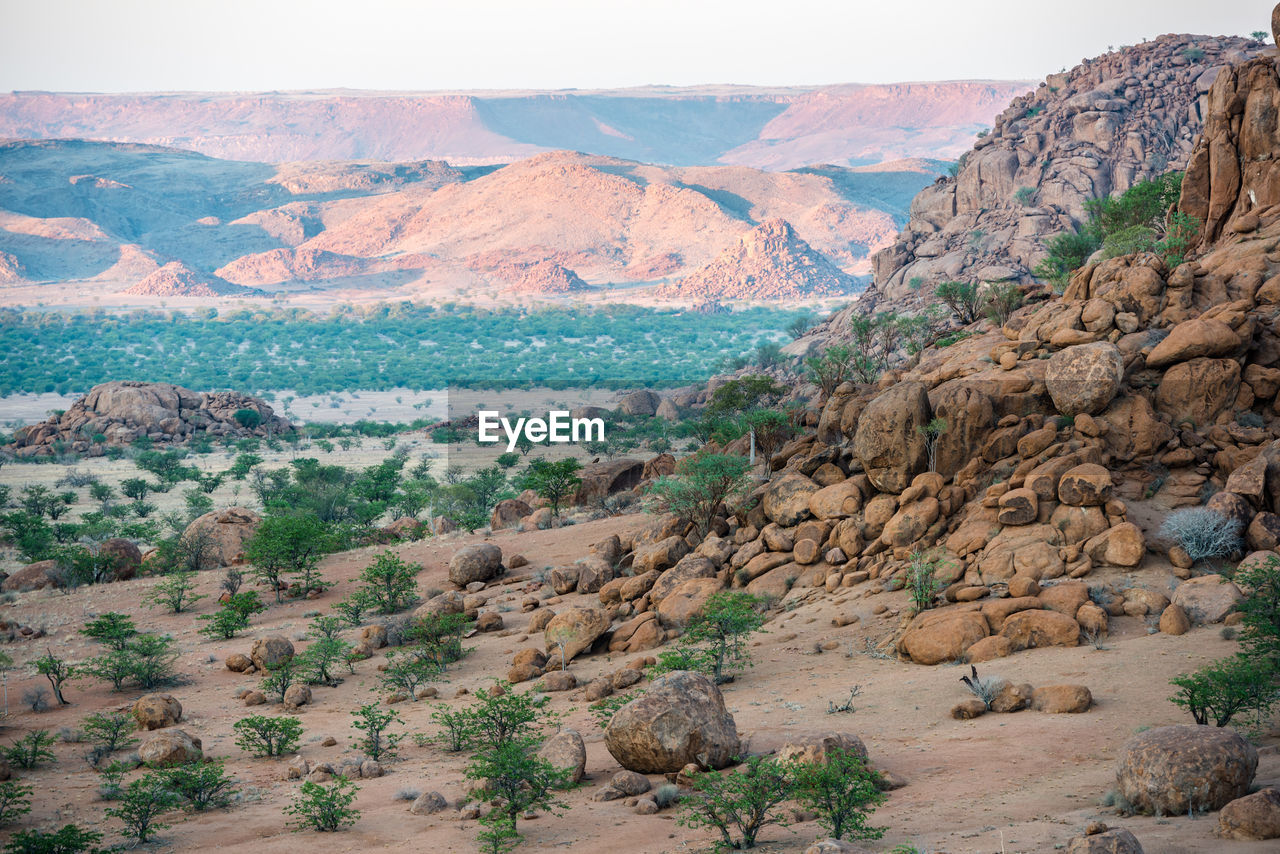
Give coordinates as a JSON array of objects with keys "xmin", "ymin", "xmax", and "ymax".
[
  {"xmin": 804, "ymin": 344, "xmax": 855, "ymax": 396},
  {"xmin": 645, "ymin": 453, "xmax": 751, "ymax": 535},
  {"xmin": 233, "ymin": 715, "xmax": 303, "ymax": 758},
  {"xmin": 79, "ymin": 612, "xmax": 137, "ymax": 651},
  {"xmin": 120, "ymin": 478, "xmax": 152, "ymax": 502},
  {"xmin": 1, "ymin": 823, "xmax": 103, "ymax": 854},
  {"xmin": 298, "ymin": 624, "xmax": 353, "ymax": 687},
  {"xmin": 905, "ymin": 550, "xmax": 949, "ymax": 612},
  {"xmin": 656, "ymin": 592, "xmax": 767, "ymax": 684},
  {"xmin": 743, "ymin": 409, "xmax": 796, "ymax": 478},
  {"xmin": 260, "ymin": 658, "xmax": 299, "ymax": 704},
  {"xmin": 409, "ymin": 611, "xmax": 473, "ymax": 671},
  {"xmin": 787, "ymin": 748, "xmax": 886, "ymax": 841},
  {"xmin": 983, "ymin": 282, "xmax": 1023, "ymax": 326},
  {"xmin": 678, "ymin": 755, "xmax": 794, "ymax": 850},
  {"xmin": 351, "ymin": 703, "xmax": 402, "ymax": 761},
  {"xmin": 285, "ymin": 777, "xmax": 360, "ymax": 832},
  {"xmin": 156, "ymin": 759, "xmax": 239, "ymax": 811},
  {"xmin": 916, "ymin": 418, "xmax": 947, "ymax": 473},
  {"xmin": 466, "ymin": 739, "xmax": 570, "ymax": 853},
  {"xmin": 1169, "ymin": 656, "xmax": 1277, "ymax": 727},
  {"xmin": 0, "ymin": 780, "xmax": 33, "ymax": 826},
  {"xmin": 245, "ymin": 513, "xmax": 334, "ymax": 601},
  {"xmin": 380, "ymin": 649, "xmax": 441, "ymax": 698},
  {"xmin": 34, "ymin": 650, "xmax": 75, "ymax": 705},
  {"xmin": 934, "ymin": 280, "xmax": 982, "ymax": 324},
  {"xmin": 81, "ymin": 711, "xmax": 138, "ymax": 755},
  {"xmin": 358, "ymin": 551, "xmax": 420, "ymax": 614},
  {"xmin": 144, "ymin": 570, "xmax": 204, "ymax": 614},
  {"xmin": 105, "ymin": 777, "xmax": 180, "ymax": 844},
  {"xmin": 517, "ymin": 458, "xmax": 582, "ymax": 518},
  {"xmin": 126, "ymin": 633, "xmax": 179, "ymax": 691},
  {"xmin": 431, "ymin": 704, "xmax": 476, "ymax": 753}
]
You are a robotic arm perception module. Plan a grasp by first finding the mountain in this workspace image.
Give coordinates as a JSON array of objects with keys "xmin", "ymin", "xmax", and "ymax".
[
  {"xmin": 0, "ymin": 82, "xmax": 1030, "ymax": 171},
  {"xmin": 0, "ymin": 142, "xmax": 944, "ymax": 304}
]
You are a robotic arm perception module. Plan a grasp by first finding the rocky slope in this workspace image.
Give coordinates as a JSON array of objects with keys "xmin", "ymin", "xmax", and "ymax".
[
  {"xmin": 121, "ymin": 261, "xmax": 264, "ymax": 297},
  {"xmin": 854, "ymin": 34, "xmax": 1266, "ymax": 314},
  {"xmin": 0, "ymin": 82, "xmax": 1029, "ymax": 170},
  {"xmin": 9, "ymin": 381, "xmax": 291, "ymax": 456}
]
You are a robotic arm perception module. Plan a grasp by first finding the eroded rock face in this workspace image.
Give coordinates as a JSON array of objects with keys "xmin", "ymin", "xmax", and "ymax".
[
  {"xmin": 1116, "ymin": 725, "xmax": 1257, "ymax": 815},
  {"xmin": 604, "ymin": 671, "xmax": 740, "ymax": 773},
  {"xmin": 854, "ymin": 382, "xmax": 930, "ymax": 493},
  {"xmin": 1046, "ymin": 342, "xmax": 1123, "ymax": 416}
]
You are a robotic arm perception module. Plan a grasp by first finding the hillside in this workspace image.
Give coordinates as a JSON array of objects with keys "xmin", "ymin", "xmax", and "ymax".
[
  {"xmin": 0, "ymin": 143, "xmax": 940, "ymax": 306},
  {"xmin": 0, "ymin": 82, "xmax": 1030, "ymax": 170}
]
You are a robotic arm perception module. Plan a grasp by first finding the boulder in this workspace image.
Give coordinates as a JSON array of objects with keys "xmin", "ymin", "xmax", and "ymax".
[
  {"xmin": 853, "ymin": 381, "xmax": 930, "ymax": 493},
  {"xmin": 225, "ymin": 653, "xmax": 253, "ymax": 672},
  {"xmin": 929, "ymin": 382, "xmax": 996, "ymax": 480},
  {"xmin": 132, "ymin": 693, "xmax": 182, "ymax": 730},
  {"xmin": 1158, "ymin": 604, "xmax": 1191, "ymax": 635},
  {"xmin": 809, "ymin": 479, "xmax": 863, "ymax": 520},
  {"xmin": 997, "ymin": 488, "xmax": 1038, "ymax": 525},
  {"xmin": 633, "ymin": 535, "xmax": 690, "ymax": 574},
  {"xmin": 489, "ymin": 499, "xmax": 533, "ymax": 530},
  {"xmin": 1145, "ymin": 317, "xmax": 1241, "ymax": 368},
  {"xmin": 99, "ymin": 538, "xmax": 143, "ymax": 580},
  {"xmin": 990, "ymin": 682, "xmax": 1034, "ymax": 713},
  {"xmin": 1218, "ymin": 788, "xmax": 1280, "ymax": 840},
  {"xmin": 448, "ymin": 543, "xmax": 503, "ymax": 586},
  {"xmin": 898, "ymin": 610, "xmax": 990, "ymax": 665},
  {"xmin": 1083, "ymin": 523, "xmax": 1144, "ymax": 567},
  {"xmin": 283, "ymin": 684, "xmax": 312, "ymax": 709},
  {"xmin": 1046, "ymin": 342, "xmax": 1123, "ymax": 416},
  {"xmin": 619, "ymin": 390, "xmax": 660, "ymax": 416},
  {"xmin": 999, "ymin": 609, "xmax": 1080, "ymax": 651},
  {"xmin": 1171, "ymin": 574, "xmax": 1244, "ymax": 624},
  {"xmin": 604, "ymin": 671, "xmax": 740, "ymax": 773},
  {"xmin": 537, "ymin": 729, "xmax": 587, "ymax": 785},
  {"xmin": 1116, "ymin": 725, "xmax": 1257, "ymax": 815},
  {"xmin": 1155, "ymin": 357, "xmax": 1240, "ymax": 427},
  {"xmin": 775, "ymin": 732, "xmax": 867, "ymax": 766},
  {"xmin": 573, "ymin": 458, "xmax": 645, "ymax": 505},
  {"xmin": 1057, "ymin": 464, "xmax": 1113, "ymax": 506},
  {"xmin": 139, "ymin": 729, "xmax": 203, "ymax": 767},
  {"xmin": 181, "ymin": 507, "xmax": 260, "ymax": 570},
  {"xmin": 409, "ymin": 791, "xmax": 449, "ymax": 816},
  {"xmin": 656, "ymin": 578, "xmax": 724, "ymax": 628},
  {"xmin": 250, "ymin": 636, "xmax": 295, "ymax": 671},
  {"xmin": 762, "ymin": 474, "xmax": 819, "ymax": 526},
  {"xmin": 0, "ymin": 560, "xmax": 61, "ymax": 593},
  {"xmin": 1031, "ymin": 684, "xmax": 1092, "ymax": 713},
  {"xmin": 1065, "ymin": 828, "xmax": 1144, "ymax": 854},
  {"xmin": 544, "ymin": 607, "xmax": 609, "ymax": 663}
]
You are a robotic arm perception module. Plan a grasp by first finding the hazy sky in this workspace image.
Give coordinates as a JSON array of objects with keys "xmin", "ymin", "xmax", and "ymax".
[{"xmin": 0, "ymin": 0, "xmax": 1273, "ymax": 92}]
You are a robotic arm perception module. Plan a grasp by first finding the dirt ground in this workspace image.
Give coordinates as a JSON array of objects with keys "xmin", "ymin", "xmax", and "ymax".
[{"xmin": 0, "ymin": 509, "xmax": 1276, "ymax": 853}]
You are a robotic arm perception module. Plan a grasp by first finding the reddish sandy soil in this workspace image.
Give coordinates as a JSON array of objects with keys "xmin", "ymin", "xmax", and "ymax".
[{"xmin": 1, "ymin": 513, "xmax": 1277, "ymax": 853}]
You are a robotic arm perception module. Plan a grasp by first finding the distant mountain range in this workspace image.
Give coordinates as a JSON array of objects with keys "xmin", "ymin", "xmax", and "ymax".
[{"xmin": 0, "ymin": 82, "xmax": 1030, "ymax": 169}]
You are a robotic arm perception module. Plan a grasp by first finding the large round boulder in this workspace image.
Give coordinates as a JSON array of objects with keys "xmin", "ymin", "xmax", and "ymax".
[
  {"xmin": 250, "ymin": 636, "xmax": 295, "ymax": 671},
  {"xmin": 1046, "ymin": 341, "xmax": 1123, "ymax": 416},
  {"xmin": 762, "ymin": 473, "xmax": 819, "ymax": 526},
  {"xmin": 897, "ymin": 609, "xmax": 989, "ymax": 665},
  {"xmin": 448, "ymin": 543, "xmax": 504, "ymax": 587},
  {"xmin": 139, "ymin": 728, "xmax": 203, "ymax": 767},
  {"xmin": 776, "ymin": 732, "xmax": 868, "ymax": 766},
  {"xmin": 182, "ymin": 507, "xmax": 261, "ymax": 570},
  {"xmin": 604, "ymin": 671, "xmax": 740, "ymax": 773},
  {"xmin": 132, "ymin": 693, "xmax": 182, "ymax": 730},
  {"xmin": 537, "ymin": 729, "xmax": 587, "ymax": 785},
  {"xmin": 1171, "ymin": 574, "xmax": 1244, "ymax": 624},
  {"xmin": 489, "ymin": 499, "xmax": 533, "ymax": 531},
  {"xmin": 0, "ymin": 560, "xmax": 62, "ymax": 593},
  {"xmin": 99, "ymin": 538, "xmax": 143, "ymax": 580},
  {"xmin": 1116, "ymin": 725, "xmax": 1257, "ymax": 815},
  {"xmin": 1218, "ymin": 787, "xmax": 1280, "ymax": 840},
  {"xmin": 853, "ymin": 381, "xmax": 930, "ymax": 494},
  {"xmin": 543, "ymin": 607, "xmax": 609, "ymax": 663}
]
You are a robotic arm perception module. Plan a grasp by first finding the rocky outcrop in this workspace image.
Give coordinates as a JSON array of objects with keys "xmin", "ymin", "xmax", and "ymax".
[
  {"xmin": 122, "ymin": 261, "xmax": 264, "ymax": 297},
  {"xmin": 9, "ymin": 381, "xmax": 290, "ymax": 456}
]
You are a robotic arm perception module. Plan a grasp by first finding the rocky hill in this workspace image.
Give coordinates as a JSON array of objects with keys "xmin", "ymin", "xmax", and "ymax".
[
  {"xmin": 0, "ymin": 82, "xmax": 1029, "ymax": 170},
  {"xmin": 0, "ymin": 142, "xmax": 935, "ymax": 304},
  {"xmin": 9, "ymin": 380, "xmax": 291, "ymax": 456},
  {"xmin": 658, "ymin": 218, "xmax": 859, "ymax": 299},
  {"xmin": 859, "ymin": 34, "xmax": 1266, "ymax": 310}
]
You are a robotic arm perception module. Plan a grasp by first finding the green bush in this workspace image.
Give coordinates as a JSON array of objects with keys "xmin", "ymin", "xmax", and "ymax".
[
  {"xmin": 0, "ymin": 780, "xmax": 33, "ymax": 825},
  {"xmin": 654, "ymin": 592, "xmax": 767, "ymax": 684},
  {"xmin": 5, "ymin": 730, "xmax": 58, "ymax": 770},
  {"xmin": 83, "ymin": 633, "xmax": 177, "ymax": 692},
  {"xmin": 2, "ymin": 823, "xmax": 103, "ymax": 854},
  {"xmin": 467, "ymin": 739, "xmax": 570, "ymax": 853},
  {"xmin": 678, "ymin": 755, "xmax": 794, "ymax": 849},
  {"xmin": 285, "ymin": 777, "xmax": 360, "ymax": 832},
  {"xmin": 244, "ymin": 513, "xmax": 334, "ymax": 601},
  {"xmin": 787, "ymin": 748, "xmax": 885, "ymax": 841},
  {"xmin": 934, "ymin": 281, "xmax": 981, "ymax": 324},
  {"xmin": 80, "ymin": 711, "xmax": 138, "ymax": 755},
  {"xmin": 351, "ymin": 703, "xmax": 402, "ymax": 761},
  {"xmin": 79, "ymin": 612, "xmax": 137, "ymax": 650},
  {"xmin": 645, "ymin": 453, "xmax": 751, "ymax": 536},
  {"xmin": 104, "ymin": 777, "xmax": 180, "ymax": 844},
  {"xmin": 358, "ymin": 551, "xmax": 420, "ymax": 614},
  {"xmin": 155, "ymin": 759, "xmax": 239, "ymax": 811},
  {"xmin": 234, "ymin": 408, "xmax": 263, "ymax": 429},
  {"xmin": 1169, "ymin": 655, "xmax": 1277, "ymax": 727},
  {"xmin": 34, "ymin": 650, "xmax": 75, "ymax": 705},
  {"xmin": 143, "ymin": 569, "xmax": 204, "ymax": 614},
  {"xmin": 233, "ymin": 715, "xmax": 303, "ymax": 757},
  {"xmin": 516, "ymin": 458, "xmax": 581, "ymax": 518}
]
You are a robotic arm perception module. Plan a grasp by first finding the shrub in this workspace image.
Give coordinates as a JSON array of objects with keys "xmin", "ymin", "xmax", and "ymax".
[
  {"xmin": 233, "ymin": 408, "xmax": 263, "ymax": 429},
  {"xmin": 515, "ymin": 458, "xmax": 581, "ymax": 518},
  {"xmin": 284, "ymin": 777, "xmax": 360, "ymax": 832},
  {"xmin": 143, "ymin": 569, "xmax": 204, "ymax": 614},
  {"xmin": 0, "ymin": 780, "xmax": 33, "ymax": 825},
  {"xmin": 79, "ymin": 612, "xmax": 137, "ymax": 651},
  {"xmin": 934, "ymin": 281, "xmax": 982, "ymax": 324},
  {"xmin": 351, "ymin": 703, "xmax": 402, "ymax": 761},
  {"xmin": 466, "ymin": 739, "xmax": 570, "ymax": 853},
  {"xmin": 1013, "ymin": 186, "xmax": 1035, "ymax": 206},
  {"xmin": 1159, "ymin": 507, "xmax": 1243, "ymax": 563},
  {"xmin": 654, "ymin": 591, "xmax": 766, "ymax": 684},
  {"xmin": 5, "ymin": 730, "xmax": 58, "ymax": 769},
  {"xmin": 259, "ymin": 657, "xmax": 300, "ymax": 704},
  {"xmin": 34, "ymin": 650, "xmax": 75, "ymax": 705},
  {"xmin": 983, "ymin": 282, "xmax": 1023, "ymax": 326},
  {"xmin": 645, "ymin": 453, "xmax": 752, "ymax": 536},
  {"xmin": 198, "ymin": 605, "xmax": 251, "ymax": 640},
  {"xmin": 358, "ymin": 551, "xmax": 420, "ymax": 614},
  {"xmin": 233, "ymin": 715, "xmax": 303, "ymax": 757},
  {"xmin": 678, "ymin": 755, "xmax": 794, "ymax": 850},
  {"xmin": 298, "ymin": 624, "xmax": 353, "ymax": 687},
  {"xmin": 82, "ymin": 633, "xmax": 176, "ymax": 692},
  {"xmin": 1, "ymin": 823, "xmax": 103, "ymax": 854},
  {"xmin": 80, "ymin": 711, "xmax": 138, "ymax": 754},
  {"xmin": 1234, "ymin": 553, "xmax": 1280, "ymax": 663},
  {"xmin": 244, "ymin": 513, "xmax": 334, "ymax": 601},
  {"xmin": 155, "ymin": 759, "xmax": 239, "ymax": 811},
  {"xmin": 430, "ymin": 704, "xmax": 476, "ymax": 752},
  {"xmin": 1169, "ymin": 655, "xmax": 1277, "ymax": 727},
  {"xmin": 803, "ymin": 344, "xmax": 855, "ymax": 395},
  {"xmin": 104, "ymin": 777, "xmax": 180, "ymax": 844},
  {"xmin": 959, "ymin": 665, "xmax": 1006, "ymax": 708},
  {"xmin": 380, "ymin": 649, "xmax": 441, "ymax": 697},
  {"xmin": 905, "ymin": 550, "xmax": 950, "ymax": 612},
  {"xmin": 787, "ymin": 748, "xmax": 885, "ymax": 841}
]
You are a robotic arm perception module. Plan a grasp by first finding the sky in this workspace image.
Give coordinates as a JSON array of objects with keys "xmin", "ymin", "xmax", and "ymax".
[{"xmin": 0, "ymin": 0, "xmax": 1273, "ymax": 92}]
